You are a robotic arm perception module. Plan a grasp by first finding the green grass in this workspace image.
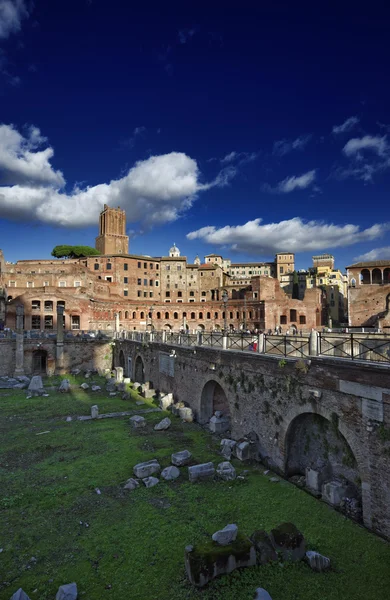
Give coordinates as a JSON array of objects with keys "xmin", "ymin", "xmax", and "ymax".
[{"xmin": 1, "ymin": 375, "xmax": 390, "ymax": 599}]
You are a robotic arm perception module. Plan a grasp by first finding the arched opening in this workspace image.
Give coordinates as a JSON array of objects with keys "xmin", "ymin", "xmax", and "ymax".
[
  {"xmin": 140, "ymin": 311, "xmax": 145, "ymax": 319},
  {"xmin": 384, "ymin": 268, "xmax": 390, "ymax": 284},
  {"xmin": 118, "ymin": 350, "xmax": 125, "ymax": 369},
  {"xmin": 199, "ymin": 312, "xmax": 203, "ymax": 319},
  {"xmin": 207, "ymin": 312, "xmax": 211, "ymax": 319},
  {"xmin": 214, "ymin": 312, "xmax": 219, "ymax": 319},
  {"xmin": 232, "ymin": 289, "xmax": 238, "ymax": 299},
  {"xmin": 134, "ymin": 356, "xmax": 145, "ymax": 383},
  {"xmin": 173, "ymin": 312, "xmax": 178, "ymax": 320},
  {"xmin": 156, "ymin": 312, "xmax": 161, "ymax": 319},
  {"xmin": 285, "ymin": 412, "xmax": 361, "ymax": 521},
  {"xmin": 197, "ymin": 323, "xmax": 205, "ymax": 331},
  {"xmin": 164, "ymin": 323, "xmax": 172, "ymax": 331},
  {"xmin": 132, "ymin": 311, "xmax": 136, "ymax": 319},
  {"xmin": 199, "ymin": 380, "xmax": 230, "ymax": 424},
  {"xmin": 165, "ymin": 311, "xmax": 169, "ymax": 319},
  {"xmin": 351, "ymin": 278, "xmax": 356, "ymax": 287},
  {"xmin": 190, "ymin": 312, "xmax": 196, "ymax": 320},
  {"xmin": 361, "ymin": 269, "xmax": 371, "ymax": 284},
  {"xmin": 372, "ymin": 268, "xmax": 382, "ymax": 284},
  {"xmin": 125, "ymin": 311, "xmax": 129, "ymax": 319},
  {"xmin": 32, "ymin": 349, "xmax": 47, "ymax": 374}
]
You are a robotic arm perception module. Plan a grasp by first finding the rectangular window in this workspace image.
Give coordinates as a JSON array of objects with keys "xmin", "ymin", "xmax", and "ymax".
[
  {"xmin": 138, "ymin": 261, "xmax": 141, "ymax": 268},
  {"xmin": 27, "ymin": 281, "xmax": 34, "ymax": 288},
  {"xmin": 189, "ymin": 298, "xmax": 195, "ymax": 302},
  {"xmin": 143, "ymin": 291, "xmax": 147, "ymax": 297},
  {"xmin": 166, "ymin": 291, "xmax": 170, "ymax": 297},
  {"xmin": 149, "ymin": 291, "xmax": 153, "ymax": 298},
  {"xmin": 105, "ymin": 276, "xmax": 112, "ymax": 282},
  {"xmin": 156, "ymin": 264, "xmax": 159, "ymax": 270},
  {"xmin": 43, "ymin": 281, "xmax": 49, "ymax": 287},
  {"xmin": 124, "ymin": 290, "xmax": 128, "ymax": 297},
  {"xmin": 71, "ymin": 315, "xmax": 80, "ymax": 330},
  {"xmin": 44, "ymin": 315, "xmax": 53, "ymax": 329},
  {"xmin": 32, "ymin": 300, "xmax": 41, "ymax": 310},
  {"xmin": 137, "ymin": 290, "xmax": 141, "ymax": 297},
  {"xmin": 144, "ymin": 279, "xmax": 148, "ymax": 285},
  {"xmin": 178, "ymin": 291, "xmax": 182, "ymax": 297},
  {"xmin": 124, "ymin": 263, "xmax": 128, "ymax": 271},
  {"xmin": 59, "ymin": 281, "xmax": 66, "ymax": 287},
  {"xmin": 144, "ymin": 262, "xmax": 147, "ymax": 269},
  {"xmin": 155, "ymin": 280, "xmax": 159, "ymax": 286},
  {"xmin": 150, "ymin": 263, "xmax": 153, "ymax": 269},
  {"xmin": 177, "ymin": 265, "xmax": 181, "ymax": 271},
  {"xmin": 106, "ymin": 263, "xmax": 112, "ymax": 270},
  {"xmin": 74, "ymin": 281, "xmax": 81, "ymax": 287},
  {"xmin": 94, "ymin": 263, "xmax": 99, "ymax": 270},
  {"xmin": 166, "ymin": 265, "xmax": 170, "ymax": 270},
  {"xmin": 201, "ymin": 291, "xmax": 206, "ymax": 296},
  {"xmin": 44, "ymin": 300, "xmax": 53, "ymax": 311},
  {"xmin": 190, "ymin": 291, "xmax": 194, "ymax": 296},
  {"xmin": 137, "ymin": 278, "xmax": 141, "ymax": 285},
  {"xmin": 149, "ymin": 279, "xmax": 153, "ymax": 286},
  {"xmin": 124, "ymin": 277, "xmax": 128, "ymax": 284},
  {"xmin": 280, "ymin": 267, "xmax": 284, "ymax": 274},
  {"xmin": 32, "ymin": 315, "xmax": 41, "ymax": 329}
]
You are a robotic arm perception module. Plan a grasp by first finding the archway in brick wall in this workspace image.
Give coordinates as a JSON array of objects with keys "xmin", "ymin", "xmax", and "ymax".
[
  {"xmin": 118, "ymin": 350, "xmax": 125, "ymax": 369},
  {"xmin": 285, "ymin": 412, "xmax": 362, "ymax": 521},
  {"xmin": 199, "ymin": 380, "xmax": 230, "ymax": 424},
  {"xmin": 134, "ymin": 355, "xmax": 145, "ymax": 383},
  {"xmin": 32, "ymin": 349, "xmax": 47, "ymax": 374}
]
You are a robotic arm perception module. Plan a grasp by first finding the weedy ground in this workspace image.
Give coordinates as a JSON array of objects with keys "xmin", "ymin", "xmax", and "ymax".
[{"xmin": 1, "ymin": 375, "xmax": 390, "ymax": 600}]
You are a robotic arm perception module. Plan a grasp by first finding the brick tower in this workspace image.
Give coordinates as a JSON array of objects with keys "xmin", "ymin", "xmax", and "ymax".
[{"xmin": 95, "ymin": 204, "xmax": 129, "ymax": 255}]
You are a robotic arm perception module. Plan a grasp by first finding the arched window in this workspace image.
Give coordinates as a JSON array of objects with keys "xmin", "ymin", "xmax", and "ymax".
[
  {"xmin": 214, "ymin": 312, "xmax": 218, "ymax": 319},
  {"xmin": 372, "ymin": 268, "xmax": 382, "ymax": 284},
  {"xmin": 351, "ymin": 278, "xmax": 356, "ymax": 287},
  {"xmin": 236, "ymin": 311, "xmax": 239, "ymax": 319},
  {"xmin": 140, "ymin": 311, "xmax": 144, "ymax": 319},
  {"xmin": 230, "ymin": 311, "xmax": 233, "ymax": 319},
  {"xmin": 156, "ymin": 311, "xmax": 161, "ymax": 319},
  {"xmin": 222, "ymin": 311, "xmax": 225, "ymax": 319},
  {"xmin": 183, "ymin": 312, "xmax": 187, "ymax": 317},
  {"xmin": 174, "ymin": 312, "xmax": 178, "ymax": 319},
  {"xmin": 199, "ymin": 312, "xmax": 203, "ymax": 319},
  {"xmin": 165, "ymin": 311, "xmax": 169, "ymax": 319},
  {"xmin": 207, "ymin": 312, "xmax": 211, "ymax": 319},
  {"xmin": 132, "ymin": 311, "xmax": 136, "ymax": 319},
  {"xmin": 191, "ymin": 312, "xmax": 196, "ymax": 319},
  {"xmin": 125, "ymin": 311, "xmax": 129, "ymax": 319},
  {"xmin": 118, "ymin": 311, "xmax": 122, "ymax": 319},
  {"xmin": 384, "ymin": 268, "xmax": 390, "ymax": 283},
  {"xmin": 361, "ymin": 269, "xmax": 370, "ymax": 284}
]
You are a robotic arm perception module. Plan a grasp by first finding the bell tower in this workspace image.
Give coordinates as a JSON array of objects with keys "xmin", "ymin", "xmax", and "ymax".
[{"xmin": 95, "ymin": 204, "xmax": 129, "ymax": 255}]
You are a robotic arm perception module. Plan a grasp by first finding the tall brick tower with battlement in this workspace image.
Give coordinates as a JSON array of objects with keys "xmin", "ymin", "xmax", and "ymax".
[{"xmin": 95, "ymin": 204, "xmax": 129, "ymax": 255}]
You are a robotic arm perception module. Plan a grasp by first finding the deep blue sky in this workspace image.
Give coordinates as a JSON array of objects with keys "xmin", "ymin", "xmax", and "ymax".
[{"xmin": 0, "ymin": 0, "xmax": 389, "ymax": 270}]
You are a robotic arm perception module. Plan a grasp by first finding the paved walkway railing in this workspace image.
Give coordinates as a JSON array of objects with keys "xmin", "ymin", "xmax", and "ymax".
[{"xmin": 117, "ymin": 330, "xmax": 390, "ymax": 364}]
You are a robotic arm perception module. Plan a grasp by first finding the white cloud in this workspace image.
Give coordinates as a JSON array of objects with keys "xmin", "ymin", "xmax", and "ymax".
[
  {"xmin": 332, "ymin": 116, "xmax": 359, "ymax": 135},
  {"xmin": 122, "ymin": 126, "xmax": 146, "ymax": 148},
  {"xmin": 187, "ymin": 217, "xmax": 388, "ymax": 254},
  {"xmin": 354, "ymin": 247, "xmax": 390, "ymax": 262},
  {"xmin": 0, "ymin": 123, "xmax": 233, "ymax": 228},
  {"xmin": 220, "ymin": 151, "xmax": 258, "ymax": 166},
  {"xmin": 0, "ymin": 124, "xmax": 64, "ymax": 187},
  {"xmin": 0, "ymin": 0, "xmax": 28, "ymax": 39},
  {"xmin": 220, "ymin": 151, "xmax": 238, "ymax": 164},
  {"xmin": 273, "ymin": 135, "xmax": 311, "ymax": 156},
  {"xmin": 264, "ymin": 169, "xmax": 316, "ymax": 193},
  {"xmin": 343, "ymin": 135, "xmax": 388, "ymax": 157},
  {"xmin": 178, "ymin": 28, "xmax": 197, "ymax": 44}
]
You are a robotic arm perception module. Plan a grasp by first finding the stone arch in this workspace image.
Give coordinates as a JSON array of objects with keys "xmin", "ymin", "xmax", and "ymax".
[
  {"xmin": 134, "ymin": 355, "xmax": 145, "ymax": 383},
  {"xmin": 125, "ymin": 311, "xmax": 129, "ymax": 319},
  {"xmin": 372, "ymin": 268, "xmax": 382, "ymax": 284},
  {"xmin": 281, "ymin": 405, "xmax": 370, "ymax": 527},
  {"xmin": 164, "ymin": 323, "xmax": 172, "ymax": 331},
  {"xmin": 361, "ymin": 269, "xmax": 370, "ymax": 284},
  {"xmin": 118, "ymin": 349, "xmax": 125, "ymax": 369},
  {"xmin": 32, "ymin": 349, "xmax": 48, "ymax": 374},
  {"xmin": 384, "ymin": 268, "xmax": 390, "ymax": 284},
  {"xmin": 165, "ymin": 311, "xmax": 170, "ymax": 319},
  {"xmin": 199, "ymin": 379, "xmax": 230, "ymax": 424},
  {"xmin": 132, "ymin": 311, "xmax": 136, "ymax": 319},
  {"xmin": 386, "ymin": 292, "xmax": 390, "ymax": 312}
]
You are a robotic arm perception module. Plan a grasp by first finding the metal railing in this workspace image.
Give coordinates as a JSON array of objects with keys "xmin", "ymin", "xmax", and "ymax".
[
  {"xmin": 318, "ymin": 333, "xmax": 390, "ymax": 363},
  {"xmin": 264, "ymin": 335, "xmax": 310, "ymax": 358}
]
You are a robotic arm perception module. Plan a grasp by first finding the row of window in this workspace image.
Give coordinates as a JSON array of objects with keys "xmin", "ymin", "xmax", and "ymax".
[
  {"xmin": 115, "ymin": 310, "xmax": 257, "ymax": 320},
  {"xmin": 9, "ymin": 281, "xmax": 82, "ymax": 288},
  {"xmin": 31, "ymin": 315, "xmax": 80, "ymax": 330},
  {"xmin": 137, "ymin": 262, "xmax": 159, "ymax": 270},
  {"xmin": 137, "ymin": 278, "xmax": 159, "ymax": 286},
  {"xmin": 31, "ymin": 300, "xmax": 65, "ymax": 310}
]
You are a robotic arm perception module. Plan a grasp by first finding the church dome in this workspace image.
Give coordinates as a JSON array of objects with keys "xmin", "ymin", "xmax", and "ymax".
[{"xmin": 169, "ymin": 243, "xmax": 180, "ymax": 257}]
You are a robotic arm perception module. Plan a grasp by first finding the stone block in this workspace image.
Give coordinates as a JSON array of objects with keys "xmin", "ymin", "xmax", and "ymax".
[
  {"xmin": 129, "ymin": 415, "xmax": 146, "ymax": 429},
  {"xmin": 171, "ymin": 450, "xmax": 192, "ymax": 466},
  {"xmin": 269, "ymin": 522, "xmax": 305, "ymax": 562},
  {"xmin": 322, "ymin": 481, "xmax": 347, "ymax": 506},
  {"xmin": 216, "ymin": 461, "xmax": 236, "ymax": 481},
  {"xmin": 235, "ymin": 441, "xmax": 250, "ymax": 461},
  {"xmin": 185, "ymin": 533, "xmax": 256, "ymax": 587},
  {"xmin": 58, "ymin": 379, "xmax": 70, "ymax": 393},
  {"xmin": 80, "ymin": 383, "xmax": 89, "ymax": 390},
  {"xmin": 55, "ymin": 583, "xmax": 78, "ymax": 600},
  {"xmin": 209, "ymin": 414, "xmax": 230, "ymax": 433},
  {"xmin": 159, "ymin": 393, "xmax": 174, "ymax": 410},
  {"xmin": 123, "ymin": 478, "xmax": 140, "ymax": 491},
  {"xmin": 143, "ymin": 389, "xmax": 156, "ymax": 399},
  {"xmin": 133, "ymin": 459, "xmax": 161, "ymax": 479},
  {"xmin": 91, "ymin": 405, "xmax": 99, "ymax": 419},
  {"xmin": 220, "ymin": 439, "xmax": 237, "ymax": 459},
  {"xmin": 212, "ymin": 524, "xmax": 238, "ymax": 546},
  {"xmin": 250, "ymin": 530, "xmax": 278, "ymax": 564},
  {"xmin": 115, "ymin": 367, "xmax": 124, "ymax": 383},
  {"xmin": 305, "ymin": 550, "xmax": 331, "ymax": 572},
  {"xmin": 154, "ymin": 417, "xmax": 171, "ymax": 431},
  {"xmin": 132, "ymin": 382, "xmax": 142, "ymax": 390},
  {"xmin": 123, "ymin": 377, "xmax": 131, "ymax": 384},
  {"xmin": 10, "ymin": 590, "xmax": 31, "ymax": 600},
  {"xmin": 143, "ymin": 476, "xmax": 159, "ymax": 488},
  {"xmin": 171, "ymin": 402, "xmax": 185, "ymax": 416},
  {"xmin": 161, "ymin": 466, "xmax": 180, "ymax": 481},
  {"xmin": 91, "ymin": 385, "xmax": 101, "ymax": 392},
  {"xmin": 27, "ymin": 375, "xmax": 44, "ymax": 396},
  {"xmin": 179, "ymin": 406, "xmax": 194, "ymax": 422},
  {"xmin": 254, "ymin": 589, "xmax": 273, "ymax": 600},
  {"xmin": 188, "ymin": 462, "xmax": 215, "ymax": 483},
  {"xmin": 141, "ymin": 382, "xmax": 151, "ymax": 392},
  {"xmin": 362, "ymin": 398, "xmax": 383, "ymax": 422}
]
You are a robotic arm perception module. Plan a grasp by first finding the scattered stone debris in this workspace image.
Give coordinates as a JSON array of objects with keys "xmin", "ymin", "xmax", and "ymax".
[
  {"xmin": 143, "ymin": 476, "xmax": 159, "ymax": 488},
  {"xmin": 10, "ymin": 589, "xmax": 31, "ymax": 600},
  {"xmin": 171, "ymin": 450, "xmax": 192, "ymax": 466},
  {"xmin": 216, "ymin": 461, "xmax": 236, "ymax": 481},
  {"xmin": 269, "ymin": 522, "xmax": 306, "ymax": 562},
  {"xmin": 305, "ymin": 550, "xmax": 331, "ymax": 572},
  {"xmin": 27, "ymin": 376, "xmax": 44, "ymax": 397},
  {"xmin": 133, "ymin": 459, "xmax": 161, "ymax": 478},
  {"xmin": 220, "ymin": 438, "xmax": 237, "ymax": 460},
  {"xmin": 91, "ymin": 385, "xmax": 101, "ymax": 392},
  {"xmin": 129, "ymin": 415, "xmax": 146, "ymax": 428},
  {"xmin": 154, "ymin": 417, "xmax": 171, "ymax": 431},
  {"xmin": 212, "ymin": 524, "xmax": 238, "ymax": 546},
  {"xmin": 58, "ymin": 379, "xmax": 71, "ymax": 393},
  {"xmin": 188, "ymin": 462, "xmax": 215, "ymax": 483},
  {"xmin": 91, "ymin": 405, "xmax": 99, "ymax": 419},
  {"xmin": 254, "ymin": 588, "xmax": 273, "ymax": 600},
  {"xmin": 80, "ymin": 383, "xmax": 89, "ymax": 390},
  {"xmin": 55, "ymin": 582, "xmax": 78, "ymax": 600},
  {"xmin": 161, "ymin": 466, "xmax": 180, "ymax": 481},
  {"xmin": 124, "ymin": 478, "xmax": 140, "ymax": 491}
]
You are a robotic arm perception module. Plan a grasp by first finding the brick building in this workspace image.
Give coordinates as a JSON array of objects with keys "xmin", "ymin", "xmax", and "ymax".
[
  {"xmin": 0, "ymin": 205, "xmax": 324, "ymax": 333},
  {"xmin": 346, "ymin": 260, "xmax": 390, "ymax": 329}
]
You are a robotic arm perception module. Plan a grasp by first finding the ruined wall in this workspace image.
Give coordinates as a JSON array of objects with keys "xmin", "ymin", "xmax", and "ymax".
[
  {"xmin": 115, "ymin": 339, "xmax": 390, "ymax": 539},
  {"xmin": 0, "ymin": 339, "xmax": 113, "ymax": 376},
  {"xmin": 348, "ymin": 283, "xmax": 390, "ymax": 327}
]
